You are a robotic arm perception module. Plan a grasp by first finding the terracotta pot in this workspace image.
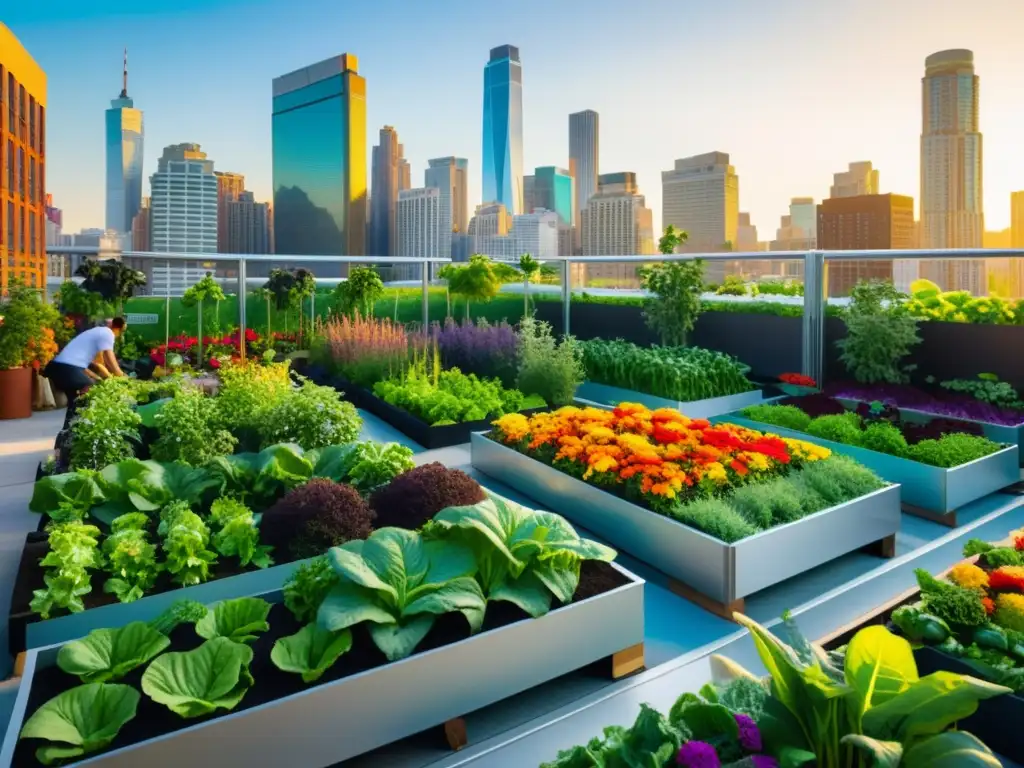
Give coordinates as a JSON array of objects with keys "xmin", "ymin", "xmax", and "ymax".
[{"xmin": 0, "ymin": 367, "xmax": 33, "ymax": 420}]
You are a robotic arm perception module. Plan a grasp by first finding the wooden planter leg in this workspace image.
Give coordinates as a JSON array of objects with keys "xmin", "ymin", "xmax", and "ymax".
[
  {"xmin": 13, "ymin": 652, "xmax": 26, "ymax": 678},
  {"xmin": 443, "ymin": 717, "xmax": 468, "ymax": 751},
  {"xmin": 863, "ymin": 533, "xmax": 897, "ymax": 559},
  {"xmin": 610, "ymin": 643, "xmax": 645, "ymax": 679},
  {"xmin": 901, "ymin": 503, "xmax": 957, "ymax": 528},
  {"xmin": 668, "ymin": 579, "xmax": 745, "ymax": 622}
]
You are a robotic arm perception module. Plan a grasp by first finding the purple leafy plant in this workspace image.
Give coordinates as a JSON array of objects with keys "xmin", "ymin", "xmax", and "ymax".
[
  {"xmin": 429, "ymin": 318, "xmax": 519, "ymax": 386},
  {"xmin": 828, "ymin": 381, "xmax": 1024, "ymax": 427}
]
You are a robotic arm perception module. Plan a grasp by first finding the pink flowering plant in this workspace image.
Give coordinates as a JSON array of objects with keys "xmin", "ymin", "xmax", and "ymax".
[{"xmin": 540, "ymin": 612, "xmax": 1010, "ymax": 768}]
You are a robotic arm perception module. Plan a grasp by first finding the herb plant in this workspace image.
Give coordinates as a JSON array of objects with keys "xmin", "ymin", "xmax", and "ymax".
[
  {"xmin": 317, "ymin": 313, "xmax": 412, "ymax": 387},
  {"xmin": 638, "ymin": 228, "xmax": 705, "ymax": 346},
  {"xmin": 581, "ymin": 340, "xmax": 752, "ymax": 402},
  {"xmin": 142, "ymin": 637, "xmax": 255, "ymax": 718},
  {"xmin": 429, "ymin": 317, "xmax": 519, "ymax": 386},
  {"xmin": 30, "ymin": 521, "xmax": 104, "ymax": 619},
  {"xmin": 515, "ymin": 316, "xmax": 584, "ymax": 407},
  {"xmin": 69, "ymin": 379, "xmax": 142, "ymax": 470},
  {"xmin": 151, "ymin": 387, "xmax": 237, "ymax": 466},
  {"xmin": 257, "ymin": 378, "xmax": 362, "ymax": 450},
  {"xmin": 148, "ymin": 600, "xmax": 209, "ymax": 635},
  {"xmin": 102, "ymin": 513, "xmax": 160, "ymax": 603},
  {"xmin": 939, "ymin": 373, "xmax": 1022, "ymax": 410},
  {"xmin": 18, "ymin": 683, "xmax": 140, "ymax": 765},
  {"xmin": 837, "ymin": 280, "xmax": 922, "ymax": 384},
  {"xmin": 370, "ymin": 462, "xmax": 487, "ymax": 530},
  {"xmin": 283, "ymin": 556, "xmax": 339, "ymax": 624}
]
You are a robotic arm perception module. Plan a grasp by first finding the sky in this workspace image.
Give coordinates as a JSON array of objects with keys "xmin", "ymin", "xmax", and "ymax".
[{"xmin": 6, "ymin": 0, "xmax": 1024, "ymax": 237}]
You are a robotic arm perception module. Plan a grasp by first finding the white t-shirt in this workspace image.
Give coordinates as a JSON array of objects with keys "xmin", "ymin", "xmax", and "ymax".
[{"xmin": 54, "ymin": 326, "xmax": 116, "ymax": 369}]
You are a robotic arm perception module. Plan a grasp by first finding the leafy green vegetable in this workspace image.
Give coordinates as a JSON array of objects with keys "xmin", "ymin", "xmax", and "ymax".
[
  {"xmin": 915, "ymin": 568, "xmax": 989, "ymax": 627},
  {"xmin": 257, "ymin": 378, "xmax": 362, "ymax": 450},
  {"xmin": 159, "ymin": 502, "xmax": 217, "ymax": 586},
  {"xmin": 102, "ymin": 513, "xmax": 160, "ymax": 603},
  {"xmin": 208, "ymin": 497, "xmax": 273, "ymax": 568},
  {"xmin": 317, "ymin": 528, "xmax": 485, "ymax": 661},
  {"xmin": 93, "ymin": 459, "xmax": 218, "ymax": 524},
  {"xmin": 19, "ymin": 683, "xmax": 140, "ymax": 765},
  {"xmin": 196, "ymin": 597, "xmax": 271, "ymax": 644},
  {"xmin": 30, "ymin": 522, "xmax": 104, "ymax": 618},
  {"xmin": 430, "ymin": 494, "xmax": 616, "ymax": 617},
  {"xmin": 270, "ymin": 623, "xmax": 353, "ymax": 683},
  {"xmin": 29, "ymin": 472, "xmax": 106, "ymax": 522},
  {"xmin": 312, "ymin": 441, "xmax": 415, "ymax": 494},
  {"xmin": 283, "ymin": 556, "xmax": 339, "ymax": 624},
  {"xmin": 57, "ymin": 622, "xmax": 170, "ymax": 683},
  {"xmin": 141, "ymin": 637, "xmax": 255, "ymax": 718},
  {"xmin": 891, "ymin": 604, "xmax": 952, "ymax": 644},
  {"xmin": 151, "ymin": 388, "xmax": 237, "ymax": 465}
]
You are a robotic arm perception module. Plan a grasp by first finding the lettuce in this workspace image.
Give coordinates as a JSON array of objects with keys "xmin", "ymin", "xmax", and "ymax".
[
  {"xmin": 57, "ymin": 621, "xmax": 170, "ymax": 683},
  {"xmin": 141, "ymin": 637, "xmax": 254, "ymax": 718},
  {"xmin": 29, "ymin": 471, "xmax": 106, "ymax": 522},
  {"xmin": 271, "ymin": 623, "xmax": 353, "ymax": 683},
  {"xmin": 196, "ymin": 597, "xmax": 271, "ymax": 644}
]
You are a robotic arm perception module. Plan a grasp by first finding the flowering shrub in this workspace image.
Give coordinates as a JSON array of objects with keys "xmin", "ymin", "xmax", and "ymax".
[
  {"xmin": 778, "ymin": 372, "xmax": 816, "ymax": 388},
  {"xmin": 428, "ymin": 317, "xmax": 519, "ymax": 386},
  {"xmin": 317, "ymin": 313, "xmax": 414, "ymax": 387},
  {"xmin": 150, "ymin": 328, "xmax": 265, "ymax": 370},
  {"xmin": 490, "ymin": 403, "xmax": 857, "ymax": 542},
  {"xmin": 257, "ymin": 378, "xmax": 362, "ymax": 450}
]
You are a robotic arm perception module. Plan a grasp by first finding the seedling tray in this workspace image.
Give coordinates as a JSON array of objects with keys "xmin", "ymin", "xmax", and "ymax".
[
  {"xmin": 575, "ymin": 381, "xmax": 764, "ymax": 419},
  {"xmin": 470, "ymin": 432, "xmax": 901, "ymax": 618},
  {"xmin": 1, "ymin": 562, "xmax": 644, "ymax": 768},
  {"xmin": 719, "ymin": 413, "xmax": 1020, "ymax": 525}
]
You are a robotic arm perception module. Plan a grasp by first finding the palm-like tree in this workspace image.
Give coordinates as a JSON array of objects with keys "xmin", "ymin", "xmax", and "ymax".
[{"xmin": 518, "ymin": 253, "xmax": 540, "ymax": 316}]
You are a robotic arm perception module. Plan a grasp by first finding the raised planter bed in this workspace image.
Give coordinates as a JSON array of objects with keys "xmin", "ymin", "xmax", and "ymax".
[
  {"xmin": 718, "ymin": 413, "xmax": 1020, "ymax": 526},
  {"xmin": 327, "ymin": 375, "xmax": 548, "ymax": 449},
  {"xmin": 816, "ymin": 557, "xmax": 1022, "ymax": 764},
  {"xmin": 1, "ymin": 562, "xmax": 645, "ymax": 768},
  {"xmin": 8, "ymin": 535, "xmax": 316, "ymax": 655},
  {"xmin": 575, "ymin": 381, "xmax": 764, "ymax": 419},
  {"xmin": 470, "ymin": 432, "xmax": 901, "ymax": 618}
]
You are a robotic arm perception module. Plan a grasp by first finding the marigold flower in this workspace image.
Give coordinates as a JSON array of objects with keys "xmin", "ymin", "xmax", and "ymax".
[
  {"xmin": 948, "ymin": 562, "xmax": 989, "ymax": 590},
  {"xmin": 993, "ymin": 593, "xmax": 1024, "ymax": 631},
  {"xmin": 982, "ymin": 597, "xmax": 996, "ymax": 615}
]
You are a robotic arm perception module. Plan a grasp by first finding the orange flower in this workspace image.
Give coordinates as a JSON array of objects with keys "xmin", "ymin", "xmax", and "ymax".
[{"xmin": 982, "ymin": 597, "xmax": 996, "ymax": 615}]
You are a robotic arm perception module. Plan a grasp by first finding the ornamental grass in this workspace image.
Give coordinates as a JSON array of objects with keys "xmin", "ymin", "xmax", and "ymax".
[{"xmin": 318, "ymin": 312, "xmax": 418, "ymax": 387}]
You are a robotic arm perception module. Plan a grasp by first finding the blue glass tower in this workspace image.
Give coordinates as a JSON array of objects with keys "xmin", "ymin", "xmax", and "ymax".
[
  {"xmin": 482, "ymin": 45, "xmax": 523, "ymax": 214},
  {"xmin": 533, "ymin": 166, "xmax": 574, "ymax": 226},
  {"xmin": 105, "ymin": 49, "xmax": 144, "ymax": 237}
]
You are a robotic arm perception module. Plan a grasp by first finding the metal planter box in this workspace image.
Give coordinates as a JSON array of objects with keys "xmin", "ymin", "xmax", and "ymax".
[
  {"xmin": 836, "ymin": 398, "xmax": 1024, "ymax": 468},
  {"xmin": 575, "ymin": 381, "xmax": 764, "ymax": 419},
  {"xmin": 470, "ymin": 433, "xmax": 901, "ymax": 611},
  {"xmin": 1, "ymin": 567, "xmax": 645, "ymax": 768},
  {"xmin": 720, "ymin": 413, "xmax": 1020, "ymax": 521},
  {"xmin": 9, "ymin": 547, "xmax": 316, "ymax": 654}
]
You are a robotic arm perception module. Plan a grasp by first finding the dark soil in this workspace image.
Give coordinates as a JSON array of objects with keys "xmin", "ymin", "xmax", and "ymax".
[{"xmin": 11, "ymin": 560, "xmax": 630, "ymax": 767}]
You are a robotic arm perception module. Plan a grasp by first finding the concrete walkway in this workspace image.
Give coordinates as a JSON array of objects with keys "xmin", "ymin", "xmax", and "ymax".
[{"xmin": 0, "ymin": 409, "xmax": 63, "ymax": 680}]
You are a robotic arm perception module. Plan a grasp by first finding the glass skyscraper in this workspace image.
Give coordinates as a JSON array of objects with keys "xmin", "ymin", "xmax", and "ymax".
[
  {"xmin": 533, "ymin": 166, "xmax": 574, "ymax": 226},
  {"xmin": 272, "ymin": 53, "xmax": 366, "ymax": 277},
  {"xmin": 105, "ymin": 50, "xmax": 144, "ymax": 240},
  {"xmin": 482, "ymin": 45, "xmax": 524, "ymax": 215}
]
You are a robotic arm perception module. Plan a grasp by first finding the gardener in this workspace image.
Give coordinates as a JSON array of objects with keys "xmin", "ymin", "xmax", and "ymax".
[{"xmin": 44, "ymin": 317, "xmax": 128, "ymax": 403}]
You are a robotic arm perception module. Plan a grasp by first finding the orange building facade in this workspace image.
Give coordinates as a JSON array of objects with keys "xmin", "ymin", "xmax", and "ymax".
[{"xmin": 0, "ymin": 24, "xmax": 46, "ymax": 291}]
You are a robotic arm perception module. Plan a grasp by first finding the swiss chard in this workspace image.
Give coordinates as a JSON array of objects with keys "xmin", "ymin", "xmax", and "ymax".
[
  {"xmin": 430, "ymin": 495, "xmax": 616, "ymax": 617},
  {"xmin": 317, "ymin": 528, "xmax": 485, "ymax": 661}
]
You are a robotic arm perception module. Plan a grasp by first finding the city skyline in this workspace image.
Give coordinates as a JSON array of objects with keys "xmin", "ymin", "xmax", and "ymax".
[{"xmin": 6, "ymin": 0, "xmax": 1024, "ymax": 238}]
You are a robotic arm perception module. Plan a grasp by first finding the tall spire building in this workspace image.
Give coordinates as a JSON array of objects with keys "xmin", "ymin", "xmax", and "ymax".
[
  {"xmin": 482, "ymin": 45, "xmax": 524, "ymax": 214},
  {"xmin": 105, "ymin": 49, "xmax": 144, "ymax": 240}
]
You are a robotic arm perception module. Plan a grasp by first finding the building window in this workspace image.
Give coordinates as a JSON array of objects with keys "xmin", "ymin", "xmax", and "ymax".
[
  {"xmin": 29, "ymin": 157, "xmax": 35, "ymax": 201},
  {"xmin": 7, "ymin": 139, "xmax": 13, "ymax": 191},
  {"xmin": 29, "ymin": 97, "xmax": 35, "ymax": 150},
  {"xmin": 17, "ymin": 147, "xmax": 24, "ymax": 195}
]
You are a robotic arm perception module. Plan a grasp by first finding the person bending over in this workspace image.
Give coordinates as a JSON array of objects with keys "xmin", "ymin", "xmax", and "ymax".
[{"xmin": 44, "ymin": 317, "xmax": 127, "ymax": 403}]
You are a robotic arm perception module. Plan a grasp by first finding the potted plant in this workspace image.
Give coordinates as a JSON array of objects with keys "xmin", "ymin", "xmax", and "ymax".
[{"xmin": 0, "ymin": 282, "xmax": 51, "ymax": 420}]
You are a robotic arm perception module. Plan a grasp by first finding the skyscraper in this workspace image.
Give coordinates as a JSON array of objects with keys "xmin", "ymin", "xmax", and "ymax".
[
  {"xmin": 1, "ymin": 23, "xmax": 47, "ymax": 290},
  {"xmin": 920, "ymin": 49, "xmax": 984, "ymax": 292},
  {"xmin": 131, "ymin": 197, "xmax": 151, "ymax": 252},
  {"xmin": 569, "ymin": 109, "xmax": 599, "ymax": 251},
  {"xmin": 831, "ymin": 162, "xmax": 879, "ymax": 199},
  {"xmin": 580, "ymin": 172, "xmax": 654, "ymax": 287},
  {"xmin": 532, "ymin": 166, "xmax": 574, "ymax": 256},
  {"xmin": 396, "ymin": 187, "xmax": 440, "ymax": 279},
  {"xmin": 105, "ymin": 50, "xmax": 144, "ymax": 242},
  {"xmin": 149, "ymin": 143, "xmax": 218, "ymax": 295},
  {"xmin": 425, "ymin": 157, "xmax": 469, "ymax": 261},
  {"xmin": 370, "ymin": 126, "xmax": 408, "ymax": 257},
  {"xmin": 215, "ymin": 171, "xmax": 245, "ymax": 253},
  {"xmin": 513, "ymin": 210, "xmax": 559, "ymax": 262},
  {"xmin": 482, "ymin": 45, "xmax": 524, "ymax": 214},
  {"xmin": 225, "ymin": 191, "xmax": 273, "ymax": 255},
  {"xmin": 272, "ymin": 53, "xmax": 366, "ymax": 277}
]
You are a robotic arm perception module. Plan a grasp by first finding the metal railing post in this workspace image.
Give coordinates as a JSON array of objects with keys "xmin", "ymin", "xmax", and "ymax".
[
  {"xmin": 561, "ymin": 260, "xmax": 571, "ymax": 336},
  {"xmin": 801, "ymin": 250, "xmax": 826, "ymax": 385},
  {"xmin": 237, "ymin": 257, "xmax": 247, "ymax": 361},
  {"xmin": 421, "ymin": 261, "xmax": 429, "ymax": 329}
]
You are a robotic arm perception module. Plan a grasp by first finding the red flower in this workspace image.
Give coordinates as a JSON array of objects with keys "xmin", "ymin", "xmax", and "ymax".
[
  {"xmin": 1014, "ymin": 535, "xmax": 1024, "ymax": 552},
  {"xmin": 700, "ymin": 428, "xmax": 743, "ymax": 450},
  {"xmin": 780, "ymin": 373, "xmax": 817, "ymax": 388},
  {"xmin": 208, "ymin": 357, "xmax": 222, "ymax": 370},
  {"xmin": 652, "ymin": 424, "xmax": 686, "ymax": 444},
  {"xmin": 730, "ymin": 459, "xmax": 749, "ymax": 476},
  {"xmin": 989, "ymin": 568, "xmax": 1024, "ymax": 592}
]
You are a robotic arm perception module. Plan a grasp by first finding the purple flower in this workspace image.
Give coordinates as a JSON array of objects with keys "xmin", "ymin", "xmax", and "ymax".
[
  {"xmin": 677, "ymin": 741, "xmax": 721, "ymax": 768},
  {"xmin": 734, "ymin": 713, "xmax": 762, "ymax": 752},
  {"xmin": 430, "ymin": 318, "xmax": 519, "ymax": 384},
  {"xmin": 750, "ymin": 756, "xmax": 778, "ymax": 768}
]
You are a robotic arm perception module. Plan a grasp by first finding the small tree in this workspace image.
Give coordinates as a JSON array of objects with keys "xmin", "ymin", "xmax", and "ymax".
[
  {"xmin": 181, "ymin": 272, "xmax": 225, "ymax": 366},
  {"xmin": 73, "ymin": 259, "xmax": 146, "ymax": 314},
  {"xmin": 331, "ymin": 266, "xmax": 385, "ymax": 319},
  {"xmin": 439, "ymin": 254, "xmax": 500, "ymax": 319},
  {"xmin": 518, "ymin": 253, "xmax": 540, "ymax": 317},
  {"xmin": 837, "ymin": 280, "xmax": 921, "ymax": 384},
  {"xmin": 639, "ymin": 226, "xmax": 705, "ymax": 346},
  {"xmin": 263, "ymin": 268, "xmax": 316, "ymax": 341}
]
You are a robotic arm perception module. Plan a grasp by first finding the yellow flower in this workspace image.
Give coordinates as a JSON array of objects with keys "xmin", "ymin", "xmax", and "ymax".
[
  {"xmin": 782, "ymin": 438, "xmax": 831, "ymax": 461},
  {"xmin": 948, "ymin": 562, "xmax": 989, "ymax": 590},
  {"xmin": 583, "ymin": 454, "xmax": 619, "ymax": 479},
  {"xmin": 703, "ymin": 462, "xmax": 729, "ymax": 484},
  {"xmin": 494, "ymin": 413, "xmax": 530, "ymax": 442},
  {"xmin": 993, "ymin": 593, "xmax": 1024, "ymax": 632}
]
